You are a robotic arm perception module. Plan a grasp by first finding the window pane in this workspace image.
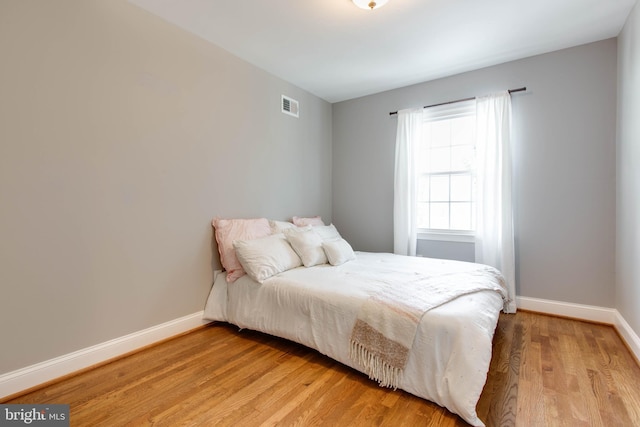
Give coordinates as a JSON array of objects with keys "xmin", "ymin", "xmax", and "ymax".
[
  {"xmin": 430, "ymin": 175, "xmax": 449, "ymax": 202},
  {"xmin": 428, "ymin": 147, "xmax": 450, "ymax": 173},
  {"xmin": 450, "ymin": 174, "xmax": 472, "ymax": 201},
  {"xmin": 450, "ymin": 202, "xmax": 472, "ymax": 230},
  {"xmin": 430, "ymin": 202, "xmax": 449, "ymax": 229},
  {"xmin": 417, "ymin": 175, "xmax": 429, "ymax": 201},
  {"xmin": 450, "ymin": 145, "xmax": 474, "ymax": 171},
  {"xmin": 417, "ymin": 202, "xmax": 429, "ymax": 229},
  {"xmin": 429, "ymin": 120, "xmax": 450, "ymax": 147},
  {"xmin": 451, "ymin": 116, "xmax": 475, "ymax": 146}
]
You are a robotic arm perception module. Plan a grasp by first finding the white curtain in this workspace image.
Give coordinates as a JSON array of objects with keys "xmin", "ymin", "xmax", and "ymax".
[
  {"xmin": 393, "ymin": 108, "xmax": 423, "ymax": 256},
  {"xmin": 475, "ymin": 91, "xmax": 517, "ymax": 312}
]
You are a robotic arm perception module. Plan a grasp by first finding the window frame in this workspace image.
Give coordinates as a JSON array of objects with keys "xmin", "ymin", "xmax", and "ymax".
[{"xmin": 416, "ymin": 99, "xmax": 476, "ymax": 242}]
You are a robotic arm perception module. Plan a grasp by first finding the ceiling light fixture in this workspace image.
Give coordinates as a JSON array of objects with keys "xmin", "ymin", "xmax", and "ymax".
[{"xmin": 352, "ymin": 0, "xmax": 389, "ymax": 10}]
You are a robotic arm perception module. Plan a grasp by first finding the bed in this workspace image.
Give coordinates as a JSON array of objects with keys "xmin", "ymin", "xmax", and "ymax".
[{"xmin": 203, "ymin": 218, "xmax": 511, "ymax": 426}]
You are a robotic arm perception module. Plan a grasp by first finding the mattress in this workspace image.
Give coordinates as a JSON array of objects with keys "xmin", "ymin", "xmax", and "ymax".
[{"xmin": 203, "ymin": 251, "xmax": 507, "ymax": 426}]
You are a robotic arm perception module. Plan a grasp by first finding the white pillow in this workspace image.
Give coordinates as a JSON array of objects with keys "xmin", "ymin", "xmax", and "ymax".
[
  {"xmin": 284, "ymin": 226, "xmax": 328, "ymax": 267},
  {"xmin": 313, "ymin": 223, "xmax": 341, "ymax": 241},
  {"xmin": 292, "ymin": 216, "xmax": 325, "ymax": 227},
  {"xmin": 269, "ymin": 219, "xmax": 296, "ymax": 234},
  {"xmin": 322, "ymin": 238, "xmax": 356, "ymax": 266},
  {"xmin": 233, "ymin": 234, "xmax": 302, "ymax": 283}
]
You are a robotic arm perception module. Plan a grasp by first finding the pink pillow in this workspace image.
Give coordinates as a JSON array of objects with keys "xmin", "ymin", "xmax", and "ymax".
[
  {"xmin": 292, "ymin": 216, "xmax": 325, "ymax": 227},
  {"xmin": 212, "ymin": 218, "xmax": 271, "ymax": 282}
]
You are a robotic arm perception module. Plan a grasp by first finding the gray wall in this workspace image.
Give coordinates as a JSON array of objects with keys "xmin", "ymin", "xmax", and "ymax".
[
  {"xmin": 0, "ymin": 1, "xmax": 332, "ymax": 374},
  {"xmin": 617, "ymin": 3, "xmax": 640, "ymax": 338},
  {"xmin": 332, "ymin": 39, "xmax": 617, "ymax": 308},
  {"xmin": 417, "ymin": 240, "xmax": 475, "ymax": 263}
]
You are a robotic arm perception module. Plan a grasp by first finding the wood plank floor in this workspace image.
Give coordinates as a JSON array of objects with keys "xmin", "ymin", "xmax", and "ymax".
[{"xmin": 5, "ymin": 311, "xmax": 640, "ymax": 426}]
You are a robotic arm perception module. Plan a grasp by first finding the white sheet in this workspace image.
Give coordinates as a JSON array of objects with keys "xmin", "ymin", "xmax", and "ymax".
[{"xmin": 203, "ymin": 252, "xmax": 507, "ymax": 426}]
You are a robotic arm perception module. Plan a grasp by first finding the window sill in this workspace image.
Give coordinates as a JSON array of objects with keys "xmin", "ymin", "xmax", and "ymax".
[{"xmin": 417, "ymin": 231, "xmax": 475, "ymax": 243}]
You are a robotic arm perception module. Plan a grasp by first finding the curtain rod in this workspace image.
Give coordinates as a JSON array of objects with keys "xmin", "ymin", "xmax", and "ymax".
[{"xmin": 388, "ymin": 87, "xmax": 527, "ymax": 116}]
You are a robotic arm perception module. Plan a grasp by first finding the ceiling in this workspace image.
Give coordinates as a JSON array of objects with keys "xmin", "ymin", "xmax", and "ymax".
[{"xmin": 129, "ymin": 0, "xmax": 637, "ymax": 103}]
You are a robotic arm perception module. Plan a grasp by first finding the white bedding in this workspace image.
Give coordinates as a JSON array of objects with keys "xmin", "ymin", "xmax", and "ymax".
[{"xmin": 203, "ymin": 251, "xmax": 507, "ymax": 426}]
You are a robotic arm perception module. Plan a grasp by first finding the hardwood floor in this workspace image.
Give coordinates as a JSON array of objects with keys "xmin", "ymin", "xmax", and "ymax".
[{"xmin": 5, "ymin": 311, "xmax": 640, "ymax": 426}]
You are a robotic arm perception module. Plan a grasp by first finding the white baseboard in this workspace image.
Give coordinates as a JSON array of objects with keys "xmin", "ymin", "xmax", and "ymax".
[
  {"xmin": 516, "ymin": 296, "xmax": 617, "ymax": 324},
  {"xmin": 613, "ymin": 311, "xmax": 640, "ymax": 364},
  {"xmin": 0, "ymin": 311, "xmax": 209, "ymax": 400},
  {"xmin": 516, "ymin": 296, "xmax": 640, "ymax": 362}
]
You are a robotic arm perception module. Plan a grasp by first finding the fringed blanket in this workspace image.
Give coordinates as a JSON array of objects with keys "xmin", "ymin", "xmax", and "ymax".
[{"xmin": 349, "ymin": 267, "xmax": 506, "ymax": 389}]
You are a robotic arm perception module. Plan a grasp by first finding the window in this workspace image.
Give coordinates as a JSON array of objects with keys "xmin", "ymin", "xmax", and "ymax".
[{"xmin": 416, "ymin": 100, "xmax": 476, "ymax": 237}]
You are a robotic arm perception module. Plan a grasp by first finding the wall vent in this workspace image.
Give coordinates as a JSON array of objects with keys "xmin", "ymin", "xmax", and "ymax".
[{"xmin": 281, "ymin": 95, "xmax": 299, "ymax": 118}]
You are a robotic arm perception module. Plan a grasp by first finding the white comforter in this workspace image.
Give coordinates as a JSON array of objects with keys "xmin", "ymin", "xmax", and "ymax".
[{"xmin": 203, "ymin": 252, "xmax": 507, "ymax": 426}]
